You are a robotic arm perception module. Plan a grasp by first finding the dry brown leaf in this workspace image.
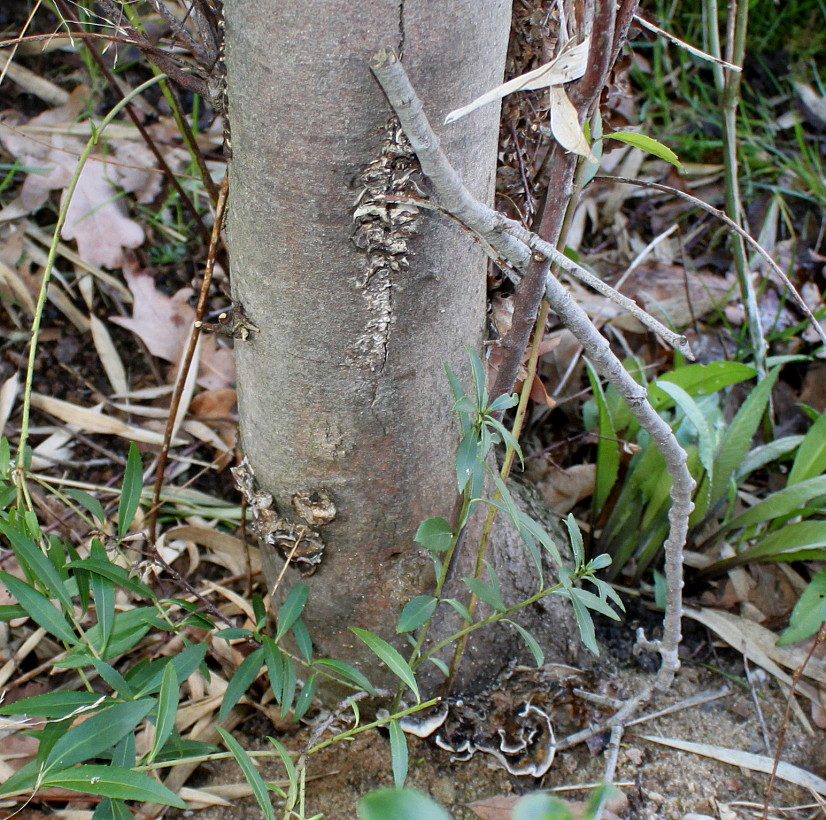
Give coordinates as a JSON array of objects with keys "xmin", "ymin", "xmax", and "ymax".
[
  {"xmin": 110, "ymin": 266, "xmax": 235, "ymax": 390},
  {"xmin": 89, "ymin": 315, "xmax": 128, "ymax": 394},
  {"xmin": 467, "ymin": 794, "xmax": 519, "ymax": 819},
  {"xmin": 165, "ymin": 525, "xmax": 259, "ymax": 576},
  {"xmin": 548, "ymin": 84, "xmax": 598, "ymax": 162},
  {"xmin": 537, "ymin": 463, "xmax": 596, "ymax": 515},
  {"xmin": 0, "ymin": 88, "xmax": 153, "ymax": 269}
]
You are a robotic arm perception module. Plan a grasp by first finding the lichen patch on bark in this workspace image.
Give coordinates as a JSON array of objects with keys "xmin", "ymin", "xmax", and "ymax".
[{"xmin": 349, "ymin": 118, "xmax": 421, "ymax": 371}]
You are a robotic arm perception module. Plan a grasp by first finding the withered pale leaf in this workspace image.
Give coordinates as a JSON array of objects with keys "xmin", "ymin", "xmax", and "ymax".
[
  {"xmin": 549, "ymin": 85, "xmax": 598, "ymax": 162},
  {"xmin": 445, "ymin": 37, "xmax": 590, "ymax": 124},
  {"xmin": 90, "ymin": 315, "xmax": 128, "ymax": 394}
]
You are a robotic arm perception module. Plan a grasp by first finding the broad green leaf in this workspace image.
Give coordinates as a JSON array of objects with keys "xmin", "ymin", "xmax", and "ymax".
[
  {"xmin": 397, "ymin": 596, "xmax": 437, "ymax": 633},
  {"xmin": 505, "ymin": 620, "xmax": 544, "ymax": 666},
  {"xmin": 358, "ymin": 788, "xmax": 450, "ymax": 820},
  {"xmin": 0, "ymin": 520, "xmax": 74, "ymax": 614},
  {"xmin": 350, "ymin": 628, "xmax": 420, "ymax": 702},
  {"xmin": 0, "ymin": 690, "xmax": 105, "ymax": 717},
  {"xmin": 649, "ymin": 362, "xmax": 757, "ymax": 409},
  {"xmin": 268, "ymin": 736, "xmax": 298, "ymax": 810},
  {"xmin": 148, "ymin": 663, "xmax": 179, "ymax": 763},
  {"xmin": 512, "ymin": 792, "xmax": 573, "ymax": 820},
  {"xmin": 276, "ymin": 584, "xmax": 309, "ymax": 642},
  {"xmin": 463, "ymin": 577, "xmax": 506, "ymax": 613},
  {"xmin": 65, "ymin": 488, "xmax": 106, "ymax": 525},
  {"xmin": 217, "ymin": 727, "xmax": 275, "ymax": 820},
  {"xmin": 777, "ymin": 569, "xmax": 826, "ymax": 645},
  {"xmin": 43, "ymin": 700, "xmax": 154, "ymax": 773},
  {"xmin": 313, "ymin": 659, "xmax": 375, "ymax": 695},
  {"xmin": 715, "ymin": 474, "xmax": 826, "ymax": 536},
  {"xmin": 118, "ymin": 442, "xmax": 143, "ymax": 536},
  {"xmin": 219, "ymin": 647, "xmax": 264, "ymax": 721},
  {"xmin": 293, "ymin": 674, "xmax": 316, "ymax": 721},
  {"xmin": 292, "ymin": 616, "xmax": 313, "ymax": 662},
  {"xmin": 40, "ymin": 765, "xmax": 185, "ymax": 808},
  {"xmin": 414, "ymin": 517, "xmax": 453, "ymax": 552},
  {"xmin": 606, "ymin": 131, "xmax": 682, "ymax": 169},
  {"xmin": 488, "ymin": 392, "xmax": 519, "ymax": 412},
  {"xmin": 710, "ymin": 368, "xmax": 779, "ymax": 505},
  {"xmin": 655, "ymin": 380, "xmax": 715, "ymax": 479},
  {"xmin": 389, "ymin": 719, "xmax": 408, "ymax": 788},
  {"xmin": 789, "ymin": 411, "xmax": 826, "ymax": 485},
  {"xmin": 0, "ymin": 571, "xmax": 77, "ymax": 645}
]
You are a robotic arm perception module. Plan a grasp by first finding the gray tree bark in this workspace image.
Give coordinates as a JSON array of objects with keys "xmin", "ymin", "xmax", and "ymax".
[{"xmin": 224, "ymin": 0, "xmax": 578, "ymax": 691}]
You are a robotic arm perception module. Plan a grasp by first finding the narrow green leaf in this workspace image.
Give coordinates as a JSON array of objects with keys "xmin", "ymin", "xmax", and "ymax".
[
  {"xmin": 0, "ymin": 603, "xmax": 26, "ymax": 620},
  {"xmin": 649, "ymin": 362, "xmax": 757, "ymax": 409},
  {"xmin": 606, "ymin": 131, "xmax": 682, "ymax": 169},
  {"xmin": 65, "ymin": 488, "xmax": 106, "ymax": 525},
  {"xmin": 585, "ymin": 360, "xmax": 619, "ymax": 511},
  {"xmin": 350, "ymin": 627, "xmax": 420, "ymax": 702},
  {"xmin": 0, "ymin": 571, "xmax": 77, "ymax": 645},
  {"xmin": 443, "ymin": 362, "xmax": 471, "ymax": 435},
  {"xmin": 709, "ymin": 521, "xmax": 826, "ymax": 570},
  {"xmin": 463, "ymin": 577, "xmax": 506, "ymax": 613},
  {"xmin": 0, "ymin": 520, "xmax": 74, "ymax": 614},
  {"xmin": 292, "ymin": 616, "xmax": 313, "ymax": 662},
  {"xmin": 568, "ymin": 592, "xmax": 599, "ymax": 655},
  {"xmin": 504, "ymin": 619, "xmax": 544, "ymax": 666},
  {"xmin": 40, "ymin": 765, "xmax": 185, "ymax": 808},
  {"xmin": 0, "ymin": 691, "xmax": 105, "ymax": 718},
  {"xmin": 565, "ymin": 513, "xmax": 584, "ymax": 568},
  {"xmin": 219, "ymin": 647, "xmax": 264, "ymax": 721},
  {"xmin": 217, "ymin": 727, "xmax": 275, "ymax": 820},
  {"xmin": 711, "ymin": 368, "xmax": 779, "ymax": 505},
  {"xmin": 655, "ymin": 380, "xmax": 715, "ymax": 479},
  {"xmin": 442, "ymin": 597, "xmax": 472, "ymax": 623},
  {"xmin": 43, "ymin": 700, "xmax": 154, "ymax": 773},
  {"xmin": 267, "ymin": 736, "xmax": 298, "ymax": 810},
  {"xmin": 292, "ymin": 674, "xmax": 316, "ymax": 721},
  {"xmin": 280, "ymin": 655, "xmax": 297, "ymax": 717},
  {"xmin": 570, "ymin": 587, "xmax": 621, "ymax": 620},
  {"xmin": 777, "ymin": 569, "xmax": 826, "ymax": 645},
  {"xmin": 389, "ymin": 719, "xmax": 408, "ymax": 788},
  {"xmin": 275, "ymin": 584, "xmax": 309, "ymax": 642},
  {"xmin": 90, "ymin": 658, "xmax": 135, "ymax": 698},
  {"xmin": 67, "ymin": 558, "xmax": 156, "ymax": 599},
  {"xmin": 512, "ymin": 792, "xmax": 573, "ymax": 820},
  {"xmin": 148, "ymin": 663, "xmax": 179, "ymax": 763},
  {"xmin": 738, "ymin": 435, "xmax": 803, "ymax": 479},
  {"xmin": 262, "ymin": 636, "xmax": 284, "ymax": 703},
  {"xmin": 93, "ymin": 797, "xmax": 133, "ymax": 820},
  {"xmin": 118, "ymin": 442, "xmax": 143, "ymax": 537},
  {"xmin": 313, "ymin": 659, "xmax": 375, "ymax": 695},
  {"xmin": 467, "ymin": 347, "xmax": 488, "ymax": 409},
  {"xmin": 456, "ymin": 429, "xmax": 480, "ymax": 492},
  {"xmin": 488, "ymin": 392, "xmax": 518, "ymax": 412},
  {"xmin": 89, "ymin": 542, "xmax": 115, "ymax": 654},
  {"xmin": 358, "ymin": 788, "xmax": 450, "ymax": 820},
  {"xmin": 397, "ymin": 596, "xmax": 437, "ymax": 633},
  {"xmin": 716, "ymin": 475, "xmax": 826, "ymax": 536},
  {"xmin": 789, "ymin": 411, "xmax": 826, "ymax": 485},
  {"xmin": 414, "ymin": 518, "xmax": 453, "ymax": 552}
]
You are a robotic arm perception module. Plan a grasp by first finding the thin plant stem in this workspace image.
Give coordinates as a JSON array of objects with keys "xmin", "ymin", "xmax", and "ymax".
[{"xmin": 14, "ymin": 74, "xmax": 167, "ymax": 501}]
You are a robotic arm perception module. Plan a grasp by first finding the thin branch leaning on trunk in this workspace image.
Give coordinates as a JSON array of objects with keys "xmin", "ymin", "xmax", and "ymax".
[{"xmin": 370, "ymin": 49, "xmax": 694, "ymax": 720}]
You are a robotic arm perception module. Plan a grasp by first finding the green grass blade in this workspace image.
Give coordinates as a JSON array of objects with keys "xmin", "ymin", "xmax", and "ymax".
[
  {"xmin": 788, "ymin": 410, "xmax": 826, "ymax": 485},
  {"xmin": 350, "ymin": 627, "xmax": 420, "ymax": 702}
]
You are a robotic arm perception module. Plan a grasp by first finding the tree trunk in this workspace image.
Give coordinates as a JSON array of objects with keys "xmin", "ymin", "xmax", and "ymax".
[{"xmin": 224, "ymin": 0, "xmax": 578, "ymax": 691}]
